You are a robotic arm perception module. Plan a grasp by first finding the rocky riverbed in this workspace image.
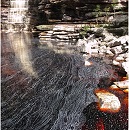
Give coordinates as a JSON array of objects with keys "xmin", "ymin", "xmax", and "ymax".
[
  {"xmin": 1, "ymin": 0, "xmax": 128, "ymax": 129},
  {"xmin": 1, "ymin": 32, "xmax": 128, "ymax": 130},
  {"xmin": 38, "ymin": 24, "xmax": 129, "ymax": 76}
]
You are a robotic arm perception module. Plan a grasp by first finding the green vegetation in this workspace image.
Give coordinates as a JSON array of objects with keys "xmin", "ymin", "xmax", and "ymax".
[
  {"xmin": 82, "ymin": 25, "xmax": 90, "ymax": 32},
  {"xmin": 104, "ymin": 6, "xmax": 110, "ymax": 21},
  {"xmin": 79, "ymin": 25, "xmax": 91, "ymax": 38},
  {"xmin": 111, "ymin": 0, "xmax": 117, "ymax": 17},
  {"xmin": 94, "ymin": 5, "xmax": 101, "ymax": 24},
  {"xmin": 111, "ymin": 3, "xmax": 117, "ymax": 17}
]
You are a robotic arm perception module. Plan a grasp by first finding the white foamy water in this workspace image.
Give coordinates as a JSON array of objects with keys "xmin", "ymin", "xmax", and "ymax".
[{"xmin": 8, "ymin": 0, "xmax": 28, "ymax": 23}]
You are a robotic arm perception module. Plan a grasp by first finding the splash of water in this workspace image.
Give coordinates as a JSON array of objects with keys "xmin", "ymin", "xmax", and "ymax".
[{"xmin": 8, "ymin": 32, "xmax": 37, "ymax": 77}]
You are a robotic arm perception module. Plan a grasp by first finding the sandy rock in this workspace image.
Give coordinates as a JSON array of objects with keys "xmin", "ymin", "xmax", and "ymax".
[
  {"xmin": 39, "ymin": 32, "xmax": 47, "ymax": 36},
  {"xmin": 95, "ymin": 90, "xmax": 121, "ymax": 112}
]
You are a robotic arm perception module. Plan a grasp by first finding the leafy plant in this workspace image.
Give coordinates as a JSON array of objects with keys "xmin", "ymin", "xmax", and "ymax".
[
  {"xmin": 94, "ymin": 5, "xmax": 101, "ymax": 24},
  {"xmin": 80, "ymin": 25, "xmax": 90, "ymax": 38},
  {"xmin": 103, "ymin": 6, "xmax": 110, "ymax": 23},
  {"xmin": 111, "ymin": 0, "xmax": 117, "ymax": 17},
  {"xmin": 82, "ymin": 25, "xmax": 90, "ymax": 32},
  {"xmin": 104, "ymin": 6, "xmax": 110, "ymax": 17}
]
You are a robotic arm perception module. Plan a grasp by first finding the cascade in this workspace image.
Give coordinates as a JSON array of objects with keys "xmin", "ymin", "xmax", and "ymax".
[{"xmin": 8, "ymin": 0, "xmax": 30, "ymax": 31}]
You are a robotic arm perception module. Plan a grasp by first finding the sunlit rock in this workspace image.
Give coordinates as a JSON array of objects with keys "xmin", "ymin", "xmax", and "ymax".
[
  {"xmin": 113, "ymin": 60, "xmax": 120, "ymax": 65},
  {"xmin": 110, "ymin": 84, "xmax": 119, "ymax": 89},
  {"xmin": 123, "ymin": 89, "xmax": 129, "ymax": 93},
  {"xmin": 46, "ymin": 31, "xmax": 54, "ymax": 34},
  {"xmin": 95, "ymin": 90, "xmax": 121, "ymax": 112},
  {"xmin": 116, "ymin": 56, "xmax": 125, "ymax": 62},
  {"xmin": 53, "ymin": 25, "xmax": 75, "ymax": 32},
  {"xmin": 99, "ymin": 46, "xmax": 106, "ymax": 53},
  {"xmin": 77, "ymin": 39, "xmax": 85, "ymax": 47},
  {"xmin": 114, "ymin": 80, "xmax": 129, "ymax": 88},
  {"xmin": 84, "ymin": 60, "xmax": 92, "ymax": 66},
  {"xmin": 103, "ymin": 30, "xmax": 117, "ymax": 42},
  {"xmin": 91, "ymin": 49, "xmax": 99, "ymax": 55},
  {"xmin": 118, "ymin": 35, "xmax": 129, "ymax": 44},
  {"xmin": 56, "ymin": 35, "xmax": 69, "ymax": 40},
  {"xmin": 53, "ymin": 31, "xmax": 68, "ymax": 35},
  {"xmin": 106, "ymin": 50, "xmax": 114, "ymax": 56},
  {"xmin": 113, "ymin": 46, "xmax": 123, "ymax": 54}
]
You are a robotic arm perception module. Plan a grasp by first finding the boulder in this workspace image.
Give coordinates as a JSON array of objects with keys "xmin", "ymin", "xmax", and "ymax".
[
  {"xmin": 115, "ymin": 56, "xmax": 125, "ymax": 62},
  {"xmin": 112, "ymin": 46, "xmax": 123, "ymax": 55},
  {"xmin": 95, "ymin": 90, "xmax": 121, "ymax": 112},
  {"xmin": 109, "ymin": 41, "xmax": 121, "ymax": 47},
  {"xmin": 111, "ymin": 15, "xmax": 128, "ymax": 27},
  {"xmin": 94, "ymin": 28, "xmax": 104, "ymax": 38},
  {"xmin": 107, "ymin": 27, "xmax": 128, "ymax": 36}
]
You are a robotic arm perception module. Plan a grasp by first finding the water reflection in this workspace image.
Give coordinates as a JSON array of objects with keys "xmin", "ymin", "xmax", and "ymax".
[
  {"xmin": 1, "ymin": 32, "xmax": 80, "ymax": 82},
  {"xmin": 2, "ymin": 32, "xmax": 78, "ymax": 77},
  {"xmin": 2, "ymin": 32, "xmax": 127, "ymax": 130},
  {"xmin": 39, "ymin": 39, "xmax": 78, "ymax": 54},
  {"xmin": 7, "ymin": 32, "xmax": 37, "ymax": 77}
]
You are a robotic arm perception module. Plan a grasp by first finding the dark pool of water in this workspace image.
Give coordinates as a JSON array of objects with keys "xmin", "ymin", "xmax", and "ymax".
[{"xmin": 1, "ymin": 32, "xmax": 127, "ymax": 130}]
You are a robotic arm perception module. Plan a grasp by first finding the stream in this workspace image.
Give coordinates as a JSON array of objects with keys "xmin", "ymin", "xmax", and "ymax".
[{"xmin": 1, "ymin": 32, "xmax": 127, "ymax": 130}]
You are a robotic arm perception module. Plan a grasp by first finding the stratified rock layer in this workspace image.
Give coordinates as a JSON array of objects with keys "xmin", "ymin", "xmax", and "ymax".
[
  {"xmin": 1, "ymin": 0, "xmax": 128, "ymax": 26},
  {"xmin": 28, "ymin": 0, "xmax": 128, "ymax": 25}
]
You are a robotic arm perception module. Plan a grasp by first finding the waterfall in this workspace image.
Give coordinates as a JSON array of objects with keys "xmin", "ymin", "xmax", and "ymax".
[
  {"xmin": 8, "ymin": 0, "xmax": 28, "ymax": 24},
  {"xmin": 7, "ymin": 0, "xmax": 30, "ymax": 32}
]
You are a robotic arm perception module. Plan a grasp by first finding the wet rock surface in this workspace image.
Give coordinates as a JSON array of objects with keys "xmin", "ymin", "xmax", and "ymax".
[
  {"xmin": 1, "ymin": 32, "xmax": 127, "ymax": 130},
  {"xmin": 82, "ymin": 102, "xmax": 128, "ymax": 130},
  {"xmin": 28, "ymin": 0, "xmax": 128, "ymax": 25},
  {"xmin": 1, "ymin": 0, "xmax": 128, "ymax": 27}
]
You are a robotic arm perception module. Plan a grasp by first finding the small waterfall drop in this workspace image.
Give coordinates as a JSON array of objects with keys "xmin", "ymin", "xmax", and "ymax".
[{"xmin": 8, "ymin": 0, "xmax": 30, "ymax": 31}]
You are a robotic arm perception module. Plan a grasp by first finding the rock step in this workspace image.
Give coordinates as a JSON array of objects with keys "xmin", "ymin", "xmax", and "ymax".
[{"xmin": 39, "ymin": 24, "xmax": 81, "ymax": 41}]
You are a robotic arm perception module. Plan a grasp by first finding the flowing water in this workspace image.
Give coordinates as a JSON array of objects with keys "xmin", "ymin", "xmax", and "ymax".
[
  {"xmin": 2, "ymin": 32, "xmax": 128, "ymax": 130},
  {"xmin": 8, "ymin": 0, "xmax": 28, "ymax": 24},
  {"xmin": 1, "ymin": 32, "xmax": 97, "ymax": 130},
  {"xmin": 2, "ymin": 0, "xmax": 128, "ymax": 129}
]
